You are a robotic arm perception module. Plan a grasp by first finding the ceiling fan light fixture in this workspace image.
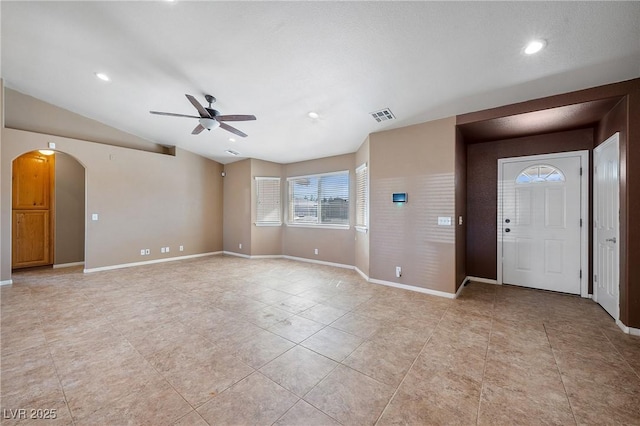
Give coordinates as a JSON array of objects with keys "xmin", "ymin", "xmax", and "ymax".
[{"xmin": 199, "ymin": 117, "xmax": 220, "ymax": 130}]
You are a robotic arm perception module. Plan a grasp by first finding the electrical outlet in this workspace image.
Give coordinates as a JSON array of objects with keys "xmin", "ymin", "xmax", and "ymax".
[
  {"xmin": 458, "ymin": 216, "xmax": 463, "ymax": 225},
  {"xmin": 140, "ymin": 249, "xmax": 145, "ymax": 256},
  {"xmin": 166, "ymin": 247, "xmax": 170, "ymax": 253},
  {"xmin": 314, "ymin": 248, "xmax": 319, "ymax": 255},
  {"xmin": 239, "ymin": 243, "xmax": 242, "ymax": 249},
  {"xmin": 145, "ymin": 249, "xmax": 150, "ymax": 255},
  {"xmin": 161, "ymin": 247, "xmax": 166, "ymax": 253},
  {"xmin": 396, "ymin": 266, "xmax": 402, "ymax": 277},
  {"xmin": 179, "ymin": 245, "xmax": 184, "ymax": 252},
  {"xmin": 91, "ymin": 213, "xmax": 99, "ymax": 221}
]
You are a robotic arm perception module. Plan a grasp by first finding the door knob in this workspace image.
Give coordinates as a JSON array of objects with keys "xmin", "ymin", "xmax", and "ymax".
[
  {"xmin": 606, "ymin": 237, "xmax": 617, "ymax": 243},
  {"xmin": 505, "ymin": 219, "xmax": 511, "ymax": 223},
  {"xmin": 505, "ymin": 228, "xmax": 511, "ymax": 233}
]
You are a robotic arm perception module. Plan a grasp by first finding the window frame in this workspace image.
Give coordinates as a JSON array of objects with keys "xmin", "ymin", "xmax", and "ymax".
[
  {"xmin": 355, "ymin": 163, "xmax": 368, "ymax": 233},
  {"xmin": 286, "ymin": 170, "xmax": 350, "ymax": 230},
  {"xmin": 255, "ymin": 176, "xmax": 282, "ymax": 226}
]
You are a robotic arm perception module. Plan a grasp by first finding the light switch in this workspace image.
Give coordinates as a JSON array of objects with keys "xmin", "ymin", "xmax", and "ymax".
[
  {"xmin": 437, "ymin": 216, "xmax": 452, "ymax": 226},
  {"xmin": 48, "ymin": 142, "xmax": 56, "ymax": 149},
  {"xmin": 91, "ymin": 213, "xmax": 99, "ymax": 221}
]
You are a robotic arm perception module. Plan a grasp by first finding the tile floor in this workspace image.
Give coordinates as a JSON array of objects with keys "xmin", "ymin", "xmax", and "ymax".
[{"xmin": 1, "ymin": 255, "xmax": 639, "ymax": 425}]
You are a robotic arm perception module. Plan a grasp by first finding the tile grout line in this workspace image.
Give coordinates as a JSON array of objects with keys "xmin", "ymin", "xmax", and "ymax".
[
  {"xmin": 34, "ymin": 297, "xmax": 77, "ymax": 426},
  {"xmin": 372, "ymin": 303, "xmax": 452, "ymax": 425},
  {"xmin": 599, "ymin": 328, "xmax": 640, "ymax": 381},
  {"xmin": 474, "ymin": 286, "xmax": 498, "ymax": 425},
  {"xmin": 543, "ymin": 323, "xmax": 579, "ymax": 426}
]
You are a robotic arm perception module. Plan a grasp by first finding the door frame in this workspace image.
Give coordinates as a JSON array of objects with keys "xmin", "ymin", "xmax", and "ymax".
[
  {"xmin": 593, "ymin": 132, "xmax": 620, "ymax": 320},
  {"xmin": 497, "ymin": 150, "xmax": 589, "ymax": 297}
]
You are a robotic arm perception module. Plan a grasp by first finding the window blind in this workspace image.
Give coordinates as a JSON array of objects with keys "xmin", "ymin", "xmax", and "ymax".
[
  {"xmin": 355, "ymin": 163, "xmax": 368, "ymax": 229},
  {"xmin": 255, "ymin": 177, "xmax": 281, "ymax": 225}
]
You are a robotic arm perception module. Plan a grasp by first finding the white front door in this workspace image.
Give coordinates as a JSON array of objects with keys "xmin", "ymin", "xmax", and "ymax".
[
  {"xmin": 499, "ymin": 152, "xmax": 586, "ymax": 294},
  {"xmin": 594, "ymin": 133, "xmax": 620, "ymax": 319}
]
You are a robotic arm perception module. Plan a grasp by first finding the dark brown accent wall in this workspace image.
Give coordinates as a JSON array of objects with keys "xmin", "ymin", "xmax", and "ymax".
[
  {"xmin": 455, "ymin": 128, "xmax": 467, "ymax": 290},
  {"xmin": 459, "ymin": 77, "xmax": 640, "ymax": 329},
  {"xmin": 466, "ymin": 128, "xmax": 595, "ymax": 281}
]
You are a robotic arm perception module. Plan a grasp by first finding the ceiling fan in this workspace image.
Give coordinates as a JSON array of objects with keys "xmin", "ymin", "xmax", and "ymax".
[{"xmin": 150, "ymin": 94, "xmax": 256, "ymax": 137}]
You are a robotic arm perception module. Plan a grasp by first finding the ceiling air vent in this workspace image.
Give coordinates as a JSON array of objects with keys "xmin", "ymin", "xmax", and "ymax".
[
  {"xmin": 225, "ymin": 149, "xmax": 240, "ymax": 156},
  {"xmin": 370, "ymin": 108, "xmax": 395, "ymax": 123}
]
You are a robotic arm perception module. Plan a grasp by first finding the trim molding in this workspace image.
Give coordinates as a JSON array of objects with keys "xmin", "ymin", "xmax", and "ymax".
[
  {"xmin": 222, "ymin": 251, "xmax": 251, "ymax": 259},
  {"xmin": 455, "ymin": 279, "xmax": 467, "ymax": 298},
  {"xmin": 53, "ymin": 261, "xmax": 85, "ymax": 269},
  {"xmin": 83, "ymin": 252, "xmax": 222, "ymax": 273},
  {"xmin": 467, "ymin": 276, "xmax": 500, "ymax": 285},
  {"xmin": 0, "ymin": 279, "xmax": 13, "ymax": 286},
  {"xmin": 282, "ymin": 255, "xmax": 354, "ymax": 270},
  {"xmin": 368, "ymin": 278, "xmax": 456, "ymax": 299},
  {"xmin": 616, "ymin": 320, "xmax": 640, "ymax": 336},
  {"xmin": 354, "ymin": 266, "xmax": 369, "ymax": 282}
]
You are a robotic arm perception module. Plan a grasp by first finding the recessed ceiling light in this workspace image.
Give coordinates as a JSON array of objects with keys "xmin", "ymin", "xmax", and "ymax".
[
  {"xmin": 229, "ymin": 138, "xmax": 236, "ymax": 143},
  {"xmin": 225, "ymin": 150, "xmax": 240, "ymax": 156},
  {"xmin": 524, "ymin": 39, "xmax": 546, "ymax": 55},
  {"xmin": 308, "ymin": 112, "xmax": 319, "ymax": 119},
  {"xmin": 95, "ymin": 72, "xmax": 110, "ymax": 81}
]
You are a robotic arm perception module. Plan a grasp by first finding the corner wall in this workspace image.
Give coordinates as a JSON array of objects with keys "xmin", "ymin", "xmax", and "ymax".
[
  {"xmin": 283, "ymin": 154, "xmax": 356, "ymax": 266},
  {"xmin": 354, "ymin": 137, "xmax": 370, "ymax": 277},
  {"xmin": 369, "ymin": 117, "xmax": 457, "ymax": 294},
  {"xmin": 1, "ymin": 129, "xmax": 223, "ymax": 279},
  {"xmin": 223, "ymin": 159, "xmax": 252, "ymax": 256}
]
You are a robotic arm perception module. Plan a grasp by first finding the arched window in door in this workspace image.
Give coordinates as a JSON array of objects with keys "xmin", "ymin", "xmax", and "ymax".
[{"xmin": 515, "ymin": 164, "xmax": 565, "ymax": 184}]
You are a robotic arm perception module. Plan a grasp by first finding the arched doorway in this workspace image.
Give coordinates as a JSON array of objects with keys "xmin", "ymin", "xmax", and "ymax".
[{"xmin": 12, "ymin": 150, "xmax": 85, "ymax": 270}]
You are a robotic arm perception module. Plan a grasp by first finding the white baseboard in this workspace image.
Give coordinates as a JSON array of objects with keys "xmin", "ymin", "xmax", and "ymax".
[
  {"xmin": 222, "ymin": 251, "xmax": 251, "ymax": 259},
  {"xmin": 249, "ymin": 255, "xmax": 283, "ymax": 259},
  {"xmin": 368, "ymin": 278, "xmax": 456, "ymax": 299},
  {"xmin": 455, "ymin": 278, "xmax": 468, "ymax": 298},
  {"xmin": 467, "ymin": 276, "xmax": 500, "ymax": 285},
  {"xmin": 84, "ymin": 252, "xmax": 222, "ymax": 273},
  {"xmin": 616, "ymin": 320, "xmax": 640, "ymax": 336},
  {"xmin": 0, "ymin": 279, "xmax": 13, "ymax": 286},
  {"xmin": 53, "ymin": 262, "xmax": 84, "ymax": 269},
  {"xmin": 282, "ymin": 255, "xmax": 354, "ymax": 270},
  {"xmin": 354, "ymin": 266, "xmax": 369, "ymax": 282}
]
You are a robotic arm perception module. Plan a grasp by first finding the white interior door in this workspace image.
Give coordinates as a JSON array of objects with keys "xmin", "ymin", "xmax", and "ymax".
[
  {"xmin": 499, "ymin": 153, "xmax": 585, "ymax": 294},
  {"xmin": 594, "ymin": 133, "xmax": 620, "ymax": 319}
]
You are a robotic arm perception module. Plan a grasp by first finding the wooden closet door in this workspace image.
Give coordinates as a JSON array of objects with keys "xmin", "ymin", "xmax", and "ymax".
[{"xmin": 12, "ymin": 152, "xmax": 55, "ymax": 268}]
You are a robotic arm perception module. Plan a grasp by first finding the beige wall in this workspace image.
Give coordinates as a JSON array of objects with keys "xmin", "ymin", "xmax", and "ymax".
[
  {"xmin": 354, "ymin": 137, "xmax": 370, "ymax": 276},
  {"xmin": 283, "ymin": 154, "xmax": 355, "ymax": 266},
  {"xmin": 223, "ymin": 159, "xmax": 252, "ymax": 255},
  {"xmin": 250, "ymin": 159, "xmax": 284, "ymax": 256},
  {"xmin": 1, "ymin": 128, "xmax": 223, "ymax": 280},
  {"xmin": 4, "ymin": 88, "xmax": 166, "ymax": 154},
  {"xmin": 369, "ymin": 117, "xmax": 457, "ymax": 294},
  {"xmin": 55, "ymin": 152, "xmax": 85, "ymax": 265}
]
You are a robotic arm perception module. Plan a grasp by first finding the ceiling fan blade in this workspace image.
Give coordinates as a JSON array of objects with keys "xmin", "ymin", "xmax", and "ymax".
[
  {"xmin": 219, "ymin": 122, "xmax": 248, "ymax": 138},
  {"xmin": 216, "ymin": 114, "xmax": 257, "ymax": 122},
  {"xmin": 150, "ymin": 111, "xmax": 200, "ymax": 119},
  {"xmin": 192, "ymin": 124, "xmax": 206, "ymax": 135},
  {"xmin": 185, "ymin": 94, "xmax": 212, "ymax": 118}
]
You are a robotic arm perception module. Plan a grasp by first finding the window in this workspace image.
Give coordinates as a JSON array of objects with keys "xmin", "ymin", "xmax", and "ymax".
[
  {"xmin": 516, "ymin": 164, "xmax": 565, "ymax": 184},
  {"xmin": 255, "ymin": 177, "xmax": 281, "ymax": 226},
  {"xmin": 287, "ymin": 171, "xmax": 349, "ymax": 227},
  {"xmin": 355, "ymin": 163, "xmax": 368, "ymax": 232}
]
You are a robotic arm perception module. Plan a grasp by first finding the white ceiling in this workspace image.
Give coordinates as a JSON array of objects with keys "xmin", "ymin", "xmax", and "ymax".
[{"xmin": 2, "ymin": 1, "xmax": 639, "ymax": 164}]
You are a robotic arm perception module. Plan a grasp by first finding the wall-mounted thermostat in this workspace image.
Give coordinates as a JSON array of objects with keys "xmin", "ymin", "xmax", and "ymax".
[{"xmin": 392, "ymin": 193, "xmax": 408, "ymax": 203}]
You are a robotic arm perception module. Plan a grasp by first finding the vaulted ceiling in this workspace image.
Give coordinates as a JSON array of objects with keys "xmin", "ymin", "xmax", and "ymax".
[{"xmin": 2, "ymin": 1, "xmax": 639, "ymax": 164}]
